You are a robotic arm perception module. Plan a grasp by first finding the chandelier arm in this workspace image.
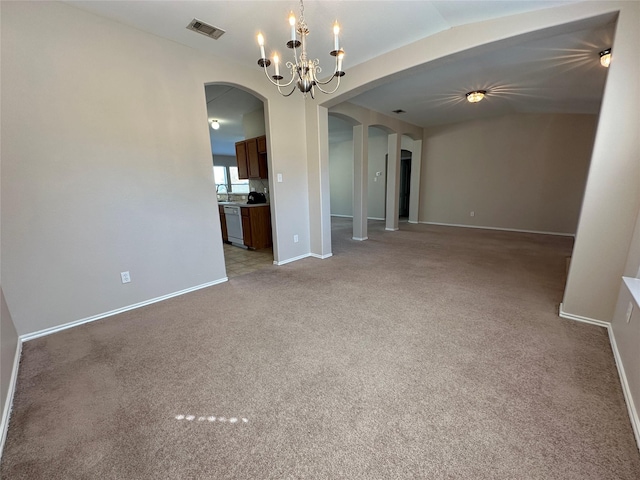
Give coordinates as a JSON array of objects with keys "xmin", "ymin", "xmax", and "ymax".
[
  {"xmin": 277, "ymin": 85, "xmax": 298, "ymax": 97},
  {"xmin": 309, "ymin": 59, "xmax": 343, "ymax": 86},
  {"xmin": 312, "ymin": 74, "xmax": 342, "ymax": 95},
  {"xmin": 261, "ymin": 63, "xmax": 297, "ymax": 88},
  {"xmin": 312, "ymin": 72, "xmax": 339, "ymax": 86}
]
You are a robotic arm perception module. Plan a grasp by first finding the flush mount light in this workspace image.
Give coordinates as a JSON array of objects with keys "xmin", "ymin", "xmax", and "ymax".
[
  {"xmin": 210, "ymin": 120, "xmax": 220, "ymax": 130},
  {"xmin": 599, "ymin": 48, "xmax": 612, "ymax": 68},
  {"xmin": 466, "ymin": 90, "xmax": 486, "ymax": 103}
]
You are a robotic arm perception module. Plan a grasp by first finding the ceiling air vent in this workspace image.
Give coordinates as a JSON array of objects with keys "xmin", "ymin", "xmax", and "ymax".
[{"xmin": 187, "ymin": 18, "xmax": 225, "ymax": 40}]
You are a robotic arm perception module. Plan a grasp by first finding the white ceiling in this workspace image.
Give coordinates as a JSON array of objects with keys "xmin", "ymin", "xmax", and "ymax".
[
  {"xmin": 65, "ymin": 1, "xmax": 615, "ymax": 155},
  {"xmin": 204, "ymin": 85, "xmax": 264, "ymax": 157}
]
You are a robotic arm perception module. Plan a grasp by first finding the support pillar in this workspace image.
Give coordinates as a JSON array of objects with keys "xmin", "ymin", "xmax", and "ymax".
[
  {"xmin": 352, "ymin": 124, "xmax": 368, "ymax": 240},
  {"xmin": 408, "ymin": 138, "xmax": 423, "ymax": 224},
  {"xmin": 385, "ymin": 133, "xmax": 401, "ymax": 231}
]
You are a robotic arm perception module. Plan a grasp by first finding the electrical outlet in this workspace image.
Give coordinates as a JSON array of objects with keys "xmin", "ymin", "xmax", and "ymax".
[
  {"xmin": 470, "ymin": 211, "xmax": 475, "ymax": 217},
  {"xmin": 294, "ymin": 234, "xmax": 299, "ymax": 243},
  {"xmin": 626, "ymin": 302, "xmax": 633, "ymax": 323},
  {"xmin": 277, "ymin": 173, "xmax": 283, "ymax": 183},
  {"xmin": 121, "ymin": 271, "xmax": 131, "ymax": 284}
]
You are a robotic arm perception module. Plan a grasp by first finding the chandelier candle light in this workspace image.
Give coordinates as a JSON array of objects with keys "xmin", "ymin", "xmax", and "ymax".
[{"xmin": 256, "ymin": 0, "xmax": 345, "ymax": 98}]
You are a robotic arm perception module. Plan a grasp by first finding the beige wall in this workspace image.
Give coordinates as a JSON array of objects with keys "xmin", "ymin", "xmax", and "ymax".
[
  {"xmin": 328, "ymin": 140, "xmax": 353, "ymax": 217},
  {"xmin": 1, "ymin": 1, "xmax": 310, "ymax": 335},
  {"xmin": 611, "ymin": 277, "xmax": 640, "ymax": 442},
  {"xmin": 367, "ymin": 132, "xmax": 388, "ymax": 220},
  {"xmin": 420, "ymin": 113, "xmax": 597, "ymax": 234},
  {"xmin": 624, "ymin": 211, "xmax": 640, "ymax": 279},
  {"xmin": 242, "ymin": 108, "xmax": 266, "ymax": 139},
  {"xmin": 1, "ymin": 288, "xmax": 18, "ymax": 444},
  {"xmin": 562, "ymin": 2, "xmax": 640, "ymax": 322},
  {"xmin": 329, "ymin": 132, "xmax": 387, "ymax": 219}
]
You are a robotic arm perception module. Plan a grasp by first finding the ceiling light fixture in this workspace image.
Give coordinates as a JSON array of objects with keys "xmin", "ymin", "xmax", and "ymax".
[
  {"xmin": 256, "ymin": 0, "xmax": 345, "ymax": 99},
  {"xmin": 466, "ymin": 90, "xmax": 486, "ymax": 103},
  {"xmin": 599, "ymin": 48, "xmax": 612, "ymax": 68},
  {"xmin": 210, "ymin": 120, "xmax": 220, "ymax": 130}
]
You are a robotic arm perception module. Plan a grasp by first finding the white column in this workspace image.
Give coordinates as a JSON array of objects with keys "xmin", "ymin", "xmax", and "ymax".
[
  {"xmin": 352, "ymin": 124, "xmax": 368, "ymax": 240},
  {"xmin": 385, "ymin": 133, "xmax": 401, "ymax": 231},
  {"xmin": 408, "ymin": 138, "xmax": 423, "ymax": 224},
  {"xmin": 307, "ymin": 104, "xmax": 332, "ymax": 258}
]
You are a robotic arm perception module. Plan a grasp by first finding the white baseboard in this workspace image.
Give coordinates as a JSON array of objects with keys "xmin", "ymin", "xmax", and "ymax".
[
  {"xmin": 608, "ymin": 327, "xmax": 640, "ymax": 450},
  {"xmin": 559, "ymin": 303, "xmax": 640, "ymax": 451},
  {"xmin": 2, "ymin": 278, "xmax": 229, "ymax": 457},
  {"xmin": 274, "ymin": 253, "xmax": 311, "ymax": 265},
  {"xmin": 385, "ymin": 227, "xmax": 399, "ymax": 232},
  {"xmin": 309, "ymin": 252, "xmax": 333, "ymax": 260},
  {"xmin": 352, "ymin": 237, "xmax": 368, "ymax": 241},
  {"xmin": 21, "ymin": 278, "xmax": 228, "ymax": 342},
  {"xmin": 0, "ymin": 338, "xmax": 22, "ymax": 459},
  {"xmin": 421, "ymin": 221, "xmax": 575, "ymax": 237},
  {"xmin": 330, "ymin": 215, "xmax": 386, "ymax": 221},
  {"xmin": 274, "ymin": 252, "xmax": 333, "ymax": 265},
  {"xmin": 558, "ymin": 303, "xmax": 610, "ymax": 328}
]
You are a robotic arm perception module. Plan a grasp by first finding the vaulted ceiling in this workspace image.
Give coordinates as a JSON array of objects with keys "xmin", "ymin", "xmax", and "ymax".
[{"xmin": 65, "ymin": 1, "xmax": 615, "ymax": 155}]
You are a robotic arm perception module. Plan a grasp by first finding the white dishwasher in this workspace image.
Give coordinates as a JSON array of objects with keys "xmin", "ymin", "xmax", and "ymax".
[{"xmin": 223, "ymin": 205, "xmax": 245, "ymax": 247}]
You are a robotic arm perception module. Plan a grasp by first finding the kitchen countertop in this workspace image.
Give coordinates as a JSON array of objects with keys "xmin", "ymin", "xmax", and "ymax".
[{"xmin": 219, "ymin": 202, "xmax": 270, "ymax": 208}]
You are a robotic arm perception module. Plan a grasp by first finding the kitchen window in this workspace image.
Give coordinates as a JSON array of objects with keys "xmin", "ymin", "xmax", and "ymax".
[{"xmin": 214, "ymin": 165, "xmax": 249, "ymax": 194}]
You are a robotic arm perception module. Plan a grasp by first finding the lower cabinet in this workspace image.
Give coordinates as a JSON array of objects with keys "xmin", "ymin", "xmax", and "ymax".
[
  {"xmin": 240, "ymin": 206, "xmax": 271, "ymax": 250},
  {"xmin": 218, "ymin": 206, "xmax": 228, "ymax": 242}
]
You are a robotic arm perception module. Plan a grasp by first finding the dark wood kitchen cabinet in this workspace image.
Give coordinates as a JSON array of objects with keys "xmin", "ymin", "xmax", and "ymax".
[
  {"xmin": 234, "ymin": 142, "xmax": 248, "ymax": 180},
  {"xmin": 257, "ymin": 135, "xmax": 267, "ymax": 154},
  {"xmin": 235, "ymin": 135, "xmax": 268, "ymax": 180},
  {"xmin": 218, "ymin": 205, "xmax": 228, "ymax": 242},
  {"xmin": 240, "ymin": 205, "xmax": 271, "ymax": 250}
]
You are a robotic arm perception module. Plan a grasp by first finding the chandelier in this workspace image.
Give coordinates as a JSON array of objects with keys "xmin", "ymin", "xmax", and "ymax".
[{"xmin": 256, "ymin": 0, "xmax": 345, "ymax": 99}]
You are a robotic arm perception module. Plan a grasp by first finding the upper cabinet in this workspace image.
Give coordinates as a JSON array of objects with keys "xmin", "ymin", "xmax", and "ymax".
[
  {"xmin": 257, "ymin": 135, "xmax": 267, "ymax": 154},
  {"xmin": 235, "ymin": 141, "xmax": 248, "ymax": 179},
  {"xmin": 235, "ymin": 135, "xmax": 268, "ymax": 179}
]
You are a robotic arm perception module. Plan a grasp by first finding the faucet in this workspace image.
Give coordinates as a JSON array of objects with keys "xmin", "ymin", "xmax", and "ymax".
[{"xmin": 216, "ymin": 184, "xmax": 231, "ymax": 202}]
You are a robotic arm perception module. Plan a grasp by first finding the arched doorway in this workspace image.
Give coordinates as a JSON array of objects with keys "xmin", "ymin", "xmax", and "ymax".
[{"xmin": 205, "ymin": 83, "xmax": 274, "ymax": 278}]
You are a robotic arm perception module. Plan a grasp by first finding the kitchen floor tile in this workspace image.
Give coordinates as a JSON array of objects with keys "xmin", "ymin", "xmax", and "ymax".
[{"xmin": 223, "ymin": 243, "xmax": 273, "ymax": 278}]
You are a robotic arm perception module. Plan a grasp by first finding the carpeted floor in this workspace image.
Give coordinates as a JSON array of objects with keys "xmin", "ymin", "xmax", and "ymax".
[{"xmin": 2, "ymin": 219, "xmax": 639, "ymax": 479}]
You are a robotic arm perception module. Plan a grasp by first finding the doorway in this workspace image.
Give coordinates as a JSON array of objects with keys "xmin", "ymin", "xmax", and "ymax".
[
  {"xmin": 204, "ymin": 83, "xmax": 274, "ymax": 277},
  {"xmin": 384, "ymin": 148, "xmax": 413, "ymax": 219},
  {"xmin": 399, "ymin": 150, "xmax": 412, "ymax": 218}
]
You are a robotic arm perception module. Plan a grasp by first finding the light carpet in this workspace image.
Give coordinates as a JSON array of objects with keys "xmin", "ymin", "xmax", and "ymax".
[{"xmin": 1, "ymin": 218, "xmax": 639, "ymax": 479}]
